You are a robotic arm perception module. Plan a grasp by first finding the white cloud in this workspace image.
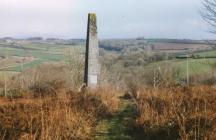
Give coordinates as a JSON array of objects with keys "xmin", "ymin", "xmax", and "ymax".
[
  {"xmin": 0, "ymin": 0, "xmax": 73, "ymax": 9},
  {"xmin": 0, "ymin": 0, "xmax": 214, "ymax": 39}
]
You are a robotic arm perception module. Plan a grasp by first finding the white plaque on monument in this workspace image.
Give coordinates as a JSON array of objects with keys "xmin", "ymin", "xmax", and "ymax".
[{"xmin": 89, "ymin": 75, "xmax": 98, "ymax": 85}]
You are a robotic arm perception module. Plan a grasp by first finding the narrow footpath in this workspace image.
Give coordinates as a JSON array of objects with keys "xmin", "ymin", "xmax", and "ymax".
[{"xmin": 95, "ymin": 97, "xmax": 146, "ymax": 140}]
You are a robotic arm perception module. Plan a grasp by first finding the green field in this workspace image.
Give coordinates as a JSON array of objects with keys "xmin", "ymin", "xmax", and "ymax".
[
  {"xmin": 195, "ymin": 50, "xmax": 216, "ymax": 57},
  {"xmin": 0, "ymin": 40, "xmax": 216, "ymax": 82},
  {"xmin": 0, "ymin": 41, "xmax": 81, "ymax": 72},
  {"xmin": 174, "ymin": 50, "xmax": 216, "ymax": 77},
  {"xmin": 144, "ymin": 56, "xmax": 216, "ymax": 81}
]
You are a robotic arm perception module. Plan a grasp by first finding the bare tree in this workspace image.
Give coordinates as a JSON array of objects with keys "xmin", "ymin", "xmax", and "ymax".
[
  {"xmin": 201, "ymin": 0, "xmax": 216, "ymax": 34},
  {"xmin": 63, "ymin": 47, "xmax": 85, "ymax": 89}
]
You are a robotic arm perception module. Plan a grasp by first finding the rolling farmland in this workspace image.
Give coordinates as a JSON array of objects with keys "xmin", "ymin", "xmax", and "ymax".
[
  {"xmin": 0, "ymin": 40, "xmax": 81, "ymax": 80},
  {"xmin": 0, "ymin": 41, "xmax": 72, "ymax": 72}
]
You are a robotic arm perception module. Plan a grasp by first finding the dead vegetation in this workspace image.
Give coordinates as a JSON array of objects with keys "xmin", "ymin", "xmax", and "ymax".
[
  {"xmin": 0, "ymin": 63, "xmax": 120, "ymax": 140},
  {"xmin": 0, "ymin": 97, "xmax": 94, "ymax": 140},
  {"xmin": 0, "ymin": 60, "xmax": 216, "ymax": 140},
  {"xmin": 134, "ymin": 86, "xmax": 216, "ymax": 140},
  {"xmin": 0, "ymin": 87, "xmax": 119, "ymax": 140}
]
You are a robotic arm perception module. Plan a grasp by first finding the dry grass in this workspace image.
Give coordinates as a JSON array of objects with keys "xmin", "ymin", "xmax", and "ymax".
[
  {"xmin": 0, "ymin": 86, "xmax": 119, "ymax": 140},
  {"xmin": 135, "ymin": 86, "xmax": 216, "ymax": 140},
  {"xmin": 0, "ymin": 64, "xmax": 120, "ymax": 139},
  {"xmin": 5, "ymin": 61, "xmax": 216, "ymax": 139}
]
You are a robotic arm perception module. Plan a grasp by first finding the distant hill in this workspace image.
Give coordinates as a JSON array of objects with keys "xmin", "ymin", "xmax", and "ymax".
[
  {"xmin": 99, "ymin": 39, "xmax": 215, "ymax": 52},
  {"xmin": 145, "ymin": 38, "xmax": 216, "ymax": 45}
]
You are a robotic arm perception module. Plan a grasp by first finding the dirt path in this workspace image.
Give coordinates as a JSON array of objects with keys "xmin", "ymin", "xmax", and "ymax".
[{"xmin": 95, "ymin": 97, "xmax": 145, "ymax": 140}]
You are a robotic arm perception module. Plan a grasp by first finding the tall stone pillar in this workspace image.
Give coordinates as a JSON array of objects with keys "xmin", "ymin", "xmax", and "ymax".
[{"xmin": 84, "ymin": 13, "xmax": 100, "ymax": 87}]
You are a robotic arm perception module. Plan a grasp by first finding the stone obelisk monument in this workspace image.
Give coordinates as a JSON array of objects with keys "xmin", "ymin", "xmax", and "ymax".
[{"xmin": 84, "ymin": 13, "xmax": 100, "ymax": 87}]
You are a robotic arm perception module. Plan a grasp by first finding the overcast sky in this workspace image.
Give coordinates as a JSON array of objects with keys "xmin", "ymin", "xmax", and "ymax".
[{"xmin": 0, "ymin": 0, "xmax": 215, "ymax": 39}]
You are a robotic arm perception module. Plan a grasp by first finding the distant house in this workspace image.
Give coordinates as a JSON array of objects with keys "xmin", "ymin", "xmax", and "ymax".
[
  {"xmin": 6, "ymin": 39, "xmax": 13, "ymax": 43},
  {"xmin": 3, "ymin": 37, "xmax": 14, "ymax": 43}
]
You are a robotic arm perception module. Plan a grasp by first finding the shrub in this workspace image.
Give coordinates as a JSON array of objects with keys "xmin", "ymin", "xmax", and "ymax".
[
  {"xmin": 135, "ymin": 86, "xmax": 216, "ymax": 140},
  {"xmin": 0, "ymin": 86, "xmax": 120, "ymax": 140},
  {"xmin": 0, "ymin": 97, "xmax": 94, "ymax": 140}
]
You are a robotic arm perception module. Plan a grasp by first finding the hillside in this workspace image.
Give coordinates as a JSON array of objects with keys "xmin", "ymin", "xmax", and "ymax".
[{"xmin": 0, "ymin": 38, "xmax": 215, "ymax": 139}]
